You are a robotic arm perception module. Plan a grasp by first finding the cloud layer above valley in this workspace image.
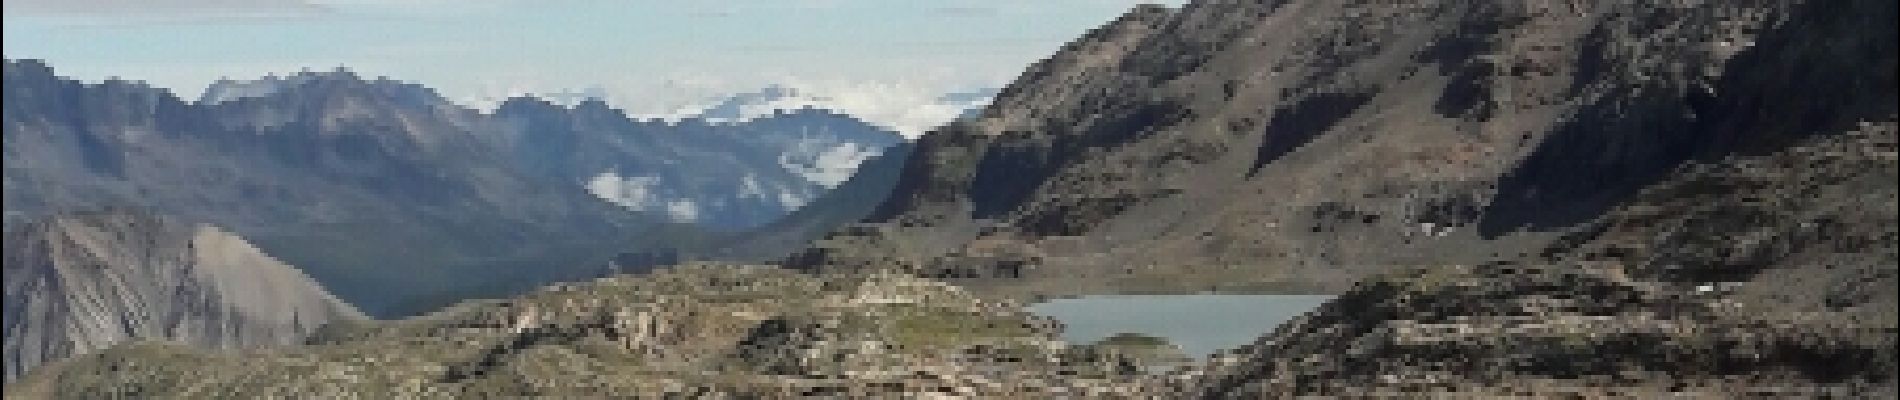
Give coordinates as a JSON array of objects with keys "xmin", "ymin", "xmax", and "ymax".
[{"xmin": 4, "ymin": 0, "xmax": 1181, "ymax": 136}]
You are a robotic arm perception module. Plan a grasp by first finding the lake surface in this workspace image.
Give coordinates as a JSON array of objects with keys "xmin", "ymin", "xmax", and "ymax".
[{"xmin": 1028, "ymin": 294, "xmax": 1335, "ymax": 357}]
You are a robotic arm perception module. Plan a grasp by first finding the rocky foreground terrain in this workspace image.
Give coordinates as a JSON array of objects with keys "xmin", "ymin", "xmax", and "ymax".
[
  {"xmin": 2, "ymin": 210, "xmax": 363, "ymax": 382},
  {"xmin": 7, "ymin": 265, "xmax": 1184, "ymax": 398}
]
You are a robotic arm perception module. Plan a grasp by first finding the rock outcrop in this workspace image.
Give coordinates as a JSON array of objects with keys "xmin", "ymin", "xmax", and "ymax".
[
  {"xmin": 1183, "ymin": 109, "xmax": 1898, "ymax": 399},
  {"xmin": 2, "ymin": 209, "xmax": 364, "ymax": 382},
  {"xmin": 1170, "ymin": 2, "xmax": 1900, "ymax": 394}
]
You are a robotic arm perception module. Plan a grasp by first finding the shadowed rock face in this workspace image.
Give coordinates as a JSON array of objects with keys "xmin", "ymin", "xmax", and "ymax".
[
  {"xmin": 1174, "ymin": 2, "xmax": 1898, "ymax": 395},
  {"xmin": 3, "ymin": 209, "xmax": 364, "ymax": 382},
  {"xmin": 1183, "ymin": 114, "xmax": 1898, "ymax": 399},
  {"xmin": 792, "ymin": 0, "xmax": 1894, "ymax": 299}
]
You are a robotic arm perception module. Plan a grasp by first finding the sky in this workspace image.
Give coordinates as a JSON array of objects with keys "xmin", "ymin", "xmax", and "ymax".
[{"xmin": 3, "ymin": 0, "xmax": 1185, "ymax": 120}]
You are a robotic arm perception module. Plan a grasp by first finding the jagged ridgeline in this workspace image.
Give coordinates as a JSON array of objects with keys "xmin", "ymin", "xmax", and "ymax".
[
  {"xmin": 6, "ymin": 0, "xmax": 1896, "ymax": 397},
  {"xmin": 1, "ymin": 61, "xmax": 905, "ymax": 317}
]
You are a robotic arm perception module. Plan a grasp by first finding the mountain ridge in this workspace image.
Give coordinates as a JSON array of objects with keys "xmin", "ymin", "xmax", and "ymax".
[{"xmin": 4, "ymin": 59, "xmax": 907, "ymax": 317}]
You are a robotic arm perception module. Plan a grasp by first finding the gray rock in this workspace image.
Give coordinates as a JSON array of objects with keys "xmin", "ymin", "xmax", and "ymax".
[
  {"xmin": 5, "ymin": 265, "xmax": 1164, "ymax": 398},
  {"xmin": 793, "ymin": 0, "xmax": 1889, "ymax": 303},
  {"xmin": 3, "ymin": 209, "xmax": 364, "ymax": 382},
  {"xmin": 1184, "ymin": 108, "xmax": 1898, "ymax": 399}
]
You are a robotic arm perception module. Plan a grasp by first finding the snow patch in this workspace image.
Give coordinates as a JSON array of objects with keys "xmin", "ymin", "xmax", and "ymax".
[
  {"xmin": 655, "ymin": 83, "xmax": 996, "ymax": 139},
  {"xmin": 779, "ymin": 141, "xmax": 880, "ymax": 189},
  {"xmin": 585, "ymin": 172, "xmax": 662, "ymax": 210},
  {"xmin": 738, "ymin": 174, "xmax": 768, "ymax": 200},
  {"xmin": 740, "ymin": 173, "xmax": 813, "ymax": 210},
  {"xmin": 778, "ymin": 191, "xmax": 808, "ymax": 210}
]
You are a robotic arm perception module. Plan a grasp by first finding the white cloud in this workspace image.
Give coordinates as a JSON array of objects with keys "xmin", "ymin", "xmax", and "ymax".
[
  {"xmin": 306, "ymin": 0, "xmax": 531, "ymax": 17},
  {"xmin": 0, "ymin": 0, "xmax": 551, "ymax": 23},
  {"xmin": 780, "ymin": 142, "xmax": 882, "ymax": 188},
  {"xmin": 583, "ymin": 171, "xmax": 708, "ymax": 223},
  {"xmin": 2, "ymin": 0, "xmax": 329, "ymax": 17},
  {"xmin": 585, "ymin": 172, "xmax": 664, "ymax": 212},
  {"xmin": 663, "ymin": 201, "xmax": 700, "ymax": 222},
  {"xmin": 722, "ymin": 77, "xmax": 995, "ymax": 138},
  {"xmin": 625, "ymin": 71, "xmax": 996, "ymax": 138}
]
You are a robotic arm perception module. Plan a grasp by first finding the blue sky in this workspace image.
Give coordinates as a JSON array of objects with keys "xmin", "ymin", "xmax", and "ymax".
[{"xmin": 3, "ymin": 0, "xmax": 1183, "ymax": 116}]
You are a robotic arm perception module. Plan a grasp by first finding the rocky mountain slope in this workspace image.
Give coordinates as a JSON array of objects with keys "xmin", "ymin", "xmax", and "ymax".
[
  {"xmin": 1184, "ymin": 108, "xmax": 1897, "ymax": 398},
  {"xmin": 2, "ymin": 209, "xmax": 364, "ymax": 382},
  {"xmin": 792, "ymin": 0, "xmax": 1895, "ymax": 301},
  {"xmin": 5, "ymin": 265, "xmax": 1177, "ymax": 398},
  {"xmin": 3, "ymin": 61, "xmax": 904, "ymax": 316}
]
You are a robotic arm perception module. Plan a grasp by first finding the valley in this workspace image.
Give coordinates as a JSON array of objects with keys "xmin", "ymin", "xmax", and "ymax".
[{"xmin": 3, "ymin": 61, "xmax": 919, "ymax": 317}]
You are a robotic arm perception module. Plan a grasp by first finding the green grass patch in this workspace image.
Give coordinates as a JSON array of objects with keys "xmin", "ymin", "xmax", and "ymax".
[{"xmin": 886, "ymin": 305, "xmax": 1033, "ymax": 351}]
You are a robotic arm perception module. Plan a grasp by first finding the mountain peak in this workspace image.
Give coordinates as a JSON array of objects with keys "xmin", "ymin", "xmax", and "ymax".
[
  {"xmin": 199, "ymin": 68, "xmax": 447, "ymax": 107},
  {"xmin": 493, "ymin": 95, "xmax": 563, "ymax": 115},
  {"xmin": 570, "ymin": 97, "xmax": 620, "ymax": 116},
  {"xmin": 2, "ymin": 59, "xmax": 55, "ymax": 79},
  {"xmin": 671, "ymin": 84, "xmax": 998, "ymax": 139}
]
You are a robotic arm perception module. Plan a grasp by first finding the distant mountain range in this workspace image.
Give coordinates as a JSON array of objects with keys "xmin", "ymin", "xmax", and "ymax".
[
  {"xmin": 489, "ymin": 97, "xmax": 904, "ymax": 227},
  {"xmin": 456, "ymin": 83, "xmax": 998, "ymax": 139},
  {"xmin": 2, "ymin": 59, "xmax": 910, "ymax": 317}
]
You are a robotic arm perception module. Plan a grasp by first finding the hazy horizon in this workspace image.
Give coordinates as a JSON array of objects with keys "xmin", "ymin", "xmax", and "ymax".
[{"xmin": 3, "ymin": 0, "xmax": 1185, "ymax": 124}]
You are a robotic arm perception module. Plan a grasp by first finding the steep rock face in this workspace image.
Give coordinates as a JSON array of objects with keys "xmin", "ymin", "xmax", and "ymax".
[
  {"xmin": 1175, "ymin": 2, "xmax": 1899, "ymax": 393},
  {"xmin": 2, "ymin": 210, "xmax": 364, "ymax": 382},
  {"xmin": 6, "ymin": 265, "xmax": 1173, "ymax": 398},
  {"xmin": 795, "ymin": 0, "xmax": 1892, "ymax": 299}
]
